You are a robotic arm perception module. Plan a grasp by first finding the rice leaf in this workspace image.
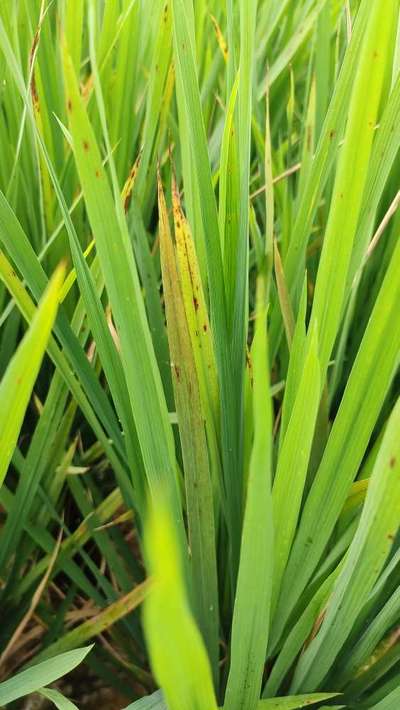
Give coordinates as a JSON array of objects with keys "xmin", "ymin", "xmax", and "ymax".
[
  {"xmin": 308, "ymin": 0, "xmax": 397, "ymax": 380},
  {"xmin": 271, "ymin": 324, "xmax": 321, "ymax": 611},
  {"xmin": 224, "ymin": 276, "xmax": 273, "ymax": 710},
  {"xmin": 62, "ymin": 40, "xmax": 185, "ymax": 537},
  {"xmin": 291, "ymin": 395, "xmax": 400, "ymax": 691},
  {"xmin": 0, "ymin": 647, "xmax": 93, "ymax": 705},
  {"xmin": 158, "ymin": 176, "xmax": 219, "ymax": 677},
  {"xmin": 272, "ymin": 236, "xmax": 400, "ymax": 647},
  {"xmin": 0, "ymin": 261, "xmax": 64, "ymax": 488},
  {"xmin": 39, "ymin": 687, "xmax": 79, "ymax": 710},
  {"xmin": 143, "ymin": 493, "xmax": 218, "ymax": 710}
]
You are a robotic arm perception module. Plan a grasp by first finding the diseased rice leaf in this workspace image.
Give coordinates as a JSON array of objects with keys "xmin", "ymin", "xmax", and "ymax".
[{"xmin": 158, "ymin": 176, "xmax": 219, "ymax": 678}]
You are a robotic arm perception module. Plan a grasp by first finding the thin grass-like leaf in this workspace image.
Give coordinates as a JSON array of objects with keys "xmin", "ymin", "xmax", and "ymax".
[{"xmin": 0, "ymin": 261, "xmax": 64, "ymax": 487}]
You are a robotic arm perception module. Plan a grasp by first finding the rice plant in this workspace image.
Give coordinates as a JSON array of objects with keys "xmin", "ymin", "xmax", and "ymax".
[{"xmin": 0, "ymin": 0, "xmax": 399, "ymax": 708}]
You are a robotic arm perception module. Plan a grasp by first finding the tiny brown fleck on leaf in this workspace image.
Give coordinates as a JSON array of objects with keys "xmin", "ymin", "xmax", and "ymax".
[
  {"xmin": 83, "ymin": 140, "xmax": 90, "ymax": 152},
  {"xmin": 389, "ymin": 456, "xmax": 396, "ymax": 469}
]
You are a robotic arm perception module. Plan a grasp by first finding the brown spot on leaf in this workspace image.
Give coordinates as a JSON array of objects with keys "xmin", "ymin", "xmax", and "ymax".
[
  {"xmin": 307, "ymin": 126, "xmax": 312, "ymax": 151},
  {"xmin": 83, "ymin": 140, "xmax": 90, "ymax": 152},
  {"xmin": 389, "ymin": 456, "xmax": 396, "ymax": 469},
  {"xmin": 124, "ymin": 194, "xmax": 132, "ymax": 213},
  {"xmin": 31, "ymin": 74, "xmax": 39, "ymax": 107},
  {"xmin": 193, "ymin": 297, "xmax": 199, "ymax": 311},
  {"xmin": 30, "ymin": 30, "xmax": 40, "ymax": 66},
  {"xmin": 67, "ymin": 99, "xmax": 72, "ymax": 112}
]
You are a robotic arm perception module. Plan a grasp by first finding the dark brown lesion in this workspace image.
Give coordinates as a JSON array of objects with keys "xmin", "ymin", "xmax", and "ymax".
[
  {"xmin": 31, "ymin": 73, "xmax": 39, "ymax": 108},
  {"xmin": 29, "ymin": 29, "xmax": 40, "ymax": 67}
]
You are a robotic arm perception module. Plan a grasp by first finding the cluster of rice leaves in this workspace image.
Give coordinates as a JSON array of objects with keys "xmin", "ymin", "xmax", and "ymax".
[{"xmin": 0, "ymin": 0, "xmax": 399, "ymax": 708}]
